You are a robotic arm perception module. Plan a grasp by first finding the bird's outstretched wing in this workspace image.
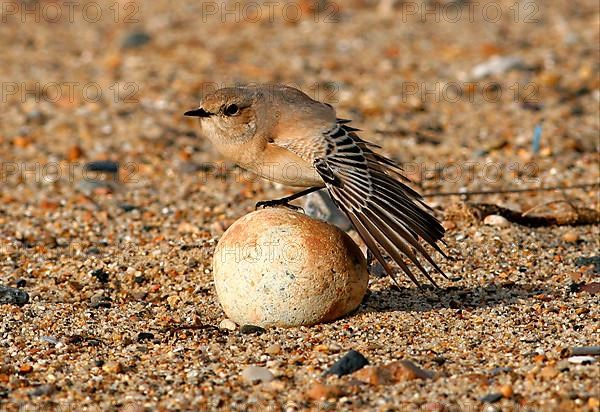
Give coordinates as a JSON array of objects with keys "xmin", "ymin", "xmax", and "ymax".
[
  {"xmin": 288, "ymin": 119, "xmax": 447, "ymax": 288},
  {"xmin": 322, "ymin": 121, "xmax": 447, "ymax": 287}
]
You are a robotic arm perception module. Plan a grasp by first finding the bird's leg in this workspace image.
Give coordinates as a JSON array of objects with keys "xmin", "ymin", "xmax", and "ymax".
[{"xmin": 255, "ymin": 187, "xmax": 321, "ymax": 211}]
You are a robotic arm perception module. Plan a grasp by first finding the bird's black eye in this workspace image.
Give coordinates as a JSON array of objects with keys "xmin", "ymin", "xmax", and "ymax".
[{"xmin": 224, "ymin": 104, "xmax": 239, "ymax": 116}]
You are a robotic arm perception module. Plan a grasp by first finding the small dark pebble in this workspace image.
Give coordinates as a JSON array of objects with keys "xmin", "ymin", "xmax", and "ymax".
[
  {"xmin": 432, "ymin": 356, "xmax": 446, "ymax": 366},
  {"xmin": 26, "ymin": 109, "xmax": 47, "ymax": 124},
  {"xmin": 67, "ymin": 335, "xmax": 83, "ymax": 344},
  {"xmin": 91, "ymin": 269, "xmax": 110, "ymax": 283},
  {"xmin": 122, "ymin": 31, "xmax": 152, "ymax": 48},
  {"xmin": 571, "ymin": 105, "xmax": 585, "ymax": 116},
  {"xmin": 89, "ymin": 295, "xmax": 112, "ymax": 309},
  {"xmin": 572, "ymin": 346, "xmax": 600, "ymax": 356},
  {"xmin": 84, "ymin": 160, "xmax": 119, "ymax": 174},
  {"xmin": 134, "ymin": 275, "xmax": 146, "ymax": 284},
  {"xmin": 0, "ymin": 285, "xmax": 30, "ymax": 306},
  {"xmin": 95, "ymin": 359, "xmax": 105, "ymax": 367},
  {"xmin": 324, "ymin": 349, "xmax": 369, "ymax": 377},
  {"xmin": 574, "ymin": 256, "xmax": 600, "ymax": 273},
  {"xmin": 481, "ymin": 393, "xmax": 503, "ymax": 403},
  {"xmin": 490, "ymin": 366, "xmax": 513, "ymax": 375},
  {"xmin": 0, "ymin": 388, "xmax": 8, "ymax": 399},
  {"xmin": 15, "ymin": 278, "xmax": 26, "ymax": 287},
  {"xmin": 569, "ymin": 282, "xmax": 583, "ymax": 293},
  {"xmin": 186, "ymin": 258, "xmax": 199, "ymax": 269},
  {"xmin": 137, "ymin": 332, "xmax": 155, "ymax": 342},
  {"xmin": 119, "ymin": 204, "xmax": 138, "ymax": 212},
  {"xmin": 194, "ymin": 287, "xmax": 210, "ymax": 295},
  {"xmin": 521, "ymin": 101, "xmax": 543, "ymax": 111},
  {"xmin": 86, "ymin": 247, "xmax": 102, "ymax": 255},
  {"xmin": 240, "ymin": 325, "xmax": 266, "ymax": 335},
  {"xmin": 574, "ymin": 86, "xmax": 591, "ymax": 97},
  {"xmin": 90, "ymin": 301, "xmax": 111, "ymax": 309}
]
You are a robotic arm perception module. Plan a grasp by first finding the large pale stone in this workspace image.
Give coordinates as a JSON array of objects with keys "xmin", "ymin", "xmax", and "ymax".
[{"xmin": 213, "ymin": 208, "xmax": 368, "ymax": 327}]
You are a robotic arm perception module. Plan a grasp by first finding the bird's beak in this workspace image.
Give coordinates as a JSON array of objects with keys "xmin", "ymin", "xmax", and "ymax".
[{"xmin": 184, "ymin": 107, "xmax": 212, "ymax": 117}]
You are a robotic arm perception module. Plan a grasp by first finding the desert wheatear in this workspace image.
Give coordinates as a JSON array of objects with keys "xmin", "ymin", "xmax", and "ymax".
[{"xmin": 185, "ymin": 84, "xmax": 447, "ymax": 287}]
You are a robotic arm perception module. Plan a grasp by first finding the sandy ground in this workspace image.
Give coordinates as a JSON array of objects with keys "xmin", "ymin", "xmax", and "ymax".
[{"xmin": 0, "ymin": 0, "xmax": 599, "ymax": 410}]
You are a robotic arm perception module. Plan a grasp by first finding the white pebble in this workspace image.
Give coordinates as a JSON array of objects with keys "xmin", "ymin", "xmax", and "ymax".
[
  {"xmin": 40, "ymin": 336, "xmax": 60, "ymax": 346},
  {"xmin": 241, "ymin": 365, "xmax": 274, "ymax": 384},
  {"xmin": 219, "ymin": 319, "xmax": 237, "ymax": 331},
  {"xmin": 567, "ymin": 356, "xmax": 596, "ymax": 365},
  {"xmin": 471, "ymin": 55, "xmax": 525, "ymax": 80},
  {"xmin": 483, "ymin": 215, "xmax": 510, "ymax": 227}
]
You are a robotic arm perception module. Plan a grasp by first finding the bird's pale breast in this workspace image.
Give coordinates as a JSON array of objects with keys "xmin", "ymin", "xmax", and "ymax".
[{"xmin": 242, "ymin": 144, "xmax": 324, "ymax": 187}]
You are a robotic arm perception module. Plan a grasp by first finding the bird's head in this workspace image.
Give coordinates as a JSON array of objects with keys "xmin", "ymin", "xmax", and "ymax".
[{"xmin": 184, "ymin": 87, "xmax": 261, "ymax": 144}]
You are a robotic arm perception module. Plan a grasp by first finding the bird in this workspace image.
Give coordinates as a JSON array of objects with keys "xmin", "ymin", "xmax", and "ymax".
[{"xmin": 185, "ymin": 84, "xmax": 448, "ymax": 288}]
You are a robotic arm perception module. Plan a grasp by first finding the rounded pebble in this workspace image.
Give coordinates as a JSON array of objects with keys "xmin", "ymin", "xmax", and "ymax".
[
  {"xmin": 266, "ymin": 344, "xmax": 282, "ymax": 355},
  {"xmin": 500, "ymin": 385, "xmax": 513, "ymax": 398},
  {"xmin": 481, "ymin": 393, "xmax": 503, "ymax": 403},
  {"xmin": 218, "ymin": 319, "xmax": 237, "ymax": 331},
  {"xmin": 325, "ymin": 349, "xmax": 369, "ymax": 377},
  {"xmin": 0, "ymin": 286, "xmax": 30, "ymax": 307},
  {"xmin": 213, "ymin": 208, "xmax": 368, "ymax": 328},
  {"xmin": 562, "ymin": 231, "xmax": 579, "ymax": 243},
  {"xmin": 483, "ymin": 215, "xmax": 510, "ymax": 227},
  {"xmin": 241, "ymin": 365, "xmax": 274, "ymax": 384}
]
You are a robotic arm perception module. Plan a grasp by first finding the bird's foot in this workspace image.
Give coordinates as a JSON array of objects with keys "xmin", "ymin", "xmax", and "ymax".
[{"xmin": 255, "ymin": 199, "xmax": 304, "ymax": 213}]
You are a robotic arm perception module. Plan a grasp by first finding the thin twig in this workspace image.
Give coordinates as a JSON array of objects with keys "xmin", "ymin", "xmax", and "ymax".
[
  {"xmin": 522, "ymin": 200, "xmax": 570, "ymax": 217},
  {"xmin": 422, "ymin": 182, "xmax": 600, "ymax": 198}
]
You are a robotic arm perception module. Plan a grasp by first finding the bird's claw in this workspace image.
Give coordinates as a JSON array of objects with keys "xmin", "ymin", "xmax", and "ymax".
[{"xmin": 255, "ymin": 200, "xmax": 304, "ymax": 213}]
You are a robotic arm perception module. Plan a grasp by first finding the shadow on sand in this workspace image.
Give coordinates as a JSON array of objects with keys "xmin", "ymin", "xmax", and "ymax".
[{"xmin": 359, "ymin": 282, "xmax": 558, "ymax": 314}]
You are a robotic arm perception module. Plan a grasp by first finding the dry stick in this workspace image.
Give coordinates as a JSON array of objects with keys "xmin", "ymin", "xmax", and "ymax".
[
  {"xmin": 422, "ymin": 182, "xmax": 600, "ymax": 198},
  {"xmin": 467, "ymin": 202, "xmax": 600, "ymax": 226}
]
